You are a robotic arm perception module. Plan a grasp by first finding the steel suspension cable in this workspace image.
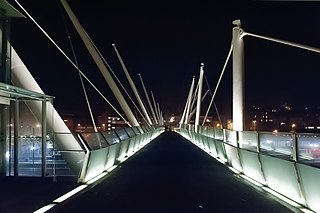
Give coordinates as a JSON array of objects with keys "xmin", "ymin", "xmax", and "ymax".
[
  {"xmin": 59, "ymin": 4, "xmax": 98, "ymax": 132},
  {"xmin": 243, "ymin": 31, "xmax": 320, "ymax": 53},
  {"xmin": 204, "ymin": 74, "xmax": 222, "ymax": 127},
  {"xmin": 202, "ymin": 43, "xmax": 233, "ymax": 126},
  {"xmin": 83, "ymin": 35, "xmax": 148, "ymax": 124}
]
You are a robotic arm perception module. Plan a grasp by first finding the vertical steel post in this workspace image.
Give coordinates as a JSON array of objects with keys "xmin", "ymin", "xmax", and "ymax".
[
  {"xmin": 41, "ymin": 99, "xmax": 47, "ymax": 177},
  {"xmin": 195, "ymin": 63, "xmax": 204, "ymax": 132},
  {"xmin": 14, "ymin": 100, "xmax": 19, "ymax": 176},
  {"xmin": 232, "ymin": 20, "xmax": 244, "ymax": 131},
  {"xmin": 184, "ymin": 76, "xmax": 195, "ymax": 124}
]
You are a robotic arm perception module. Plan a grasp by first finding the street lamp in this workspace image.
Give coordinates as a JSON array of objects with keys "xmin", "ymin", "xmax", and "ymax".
[{"xmin": 252, "ymin": 120, "xmax": 257, "ymax": 130}]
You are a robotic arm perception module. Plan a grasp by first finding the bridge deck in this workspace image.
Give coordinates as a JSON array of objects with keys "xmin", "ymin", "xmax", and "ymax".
[{"xmin": 48, "ymin": 131, "xmax": 299, "ymax": 213}]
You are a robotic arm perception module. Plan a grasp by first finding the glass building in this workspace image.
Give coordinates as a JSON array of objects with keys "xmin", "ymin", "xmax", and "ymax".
[{"xmin": 0, "ymin": 1, "xmax": 55, "ymax": 177}]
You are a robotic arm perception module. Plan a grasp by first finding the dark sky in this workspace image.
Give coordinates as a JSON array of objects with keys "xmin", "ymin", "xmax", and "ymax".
[{"xmin": 7, "ymin": 0, "xmax": 320, "ymax": 122}]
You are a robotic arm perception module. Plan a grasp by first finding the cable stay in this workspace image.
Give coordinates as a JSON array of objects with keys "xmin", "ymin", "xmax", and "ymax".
[
  {"xmin": 81, "ymin": 31, "xmax": 149, "ymax": 125},
  {"xmin": 188, "ymin": 89, "xmax": 209, "ymax": 122},
  {"xmin": 150, "ymin": 91, "xmax": 160, "ymax": 124},
  {"xmin": 242, "ymin": 31, "xmax": 320, "ymax": 54},
  {"xmin": 186, "ymin": 81, "xmax": 199, "ymax": 123},
  {"xmin": 179, "ymin": 76, "xmax": 195, "ymax": 126},
  {"xmin": 60, "ymin": 0, "xmax": 140, "ymax": 126},
  {"xmin": 184, "ymin": 76, "xmax": 195, "ymax": 125},
  {"xmin": 112, "ymin": 44, "xmax": 153, "ymax": 125},
  {"xmin": 59, "ymin": 4, "xmax": 98, "ymax": 132},
  {"xmin": 138, "ymin": 74, "xmax": 158, "ymax": 125},
  {"xmin": 204, "ymin": 74, "xmax": 222, "ymax": 127},
  {"xmin": 14, "ymin": 0, "xmax": 132, "ymax": 127},
  {"xmin": 202, "ymin": 43, "xmax": 233, "ymax": 126}
]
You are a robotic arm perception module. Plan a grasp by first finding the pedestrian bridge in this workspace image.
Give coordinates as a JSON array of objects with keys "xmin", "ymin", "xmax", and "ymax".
[
  {"xmin": 27, "ymin": 127, "xmax": 319, "ymax": 213},
  {"xmin": 2, "ymin": 2, "xmax": 320, "ymax": 213}
]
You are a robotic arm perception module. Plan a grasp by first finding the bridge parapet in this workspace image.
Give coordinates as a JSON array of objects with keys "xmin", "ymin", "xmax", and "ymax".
[
  {"xmin": 52, "ymin": 125, "xmax": 164, "ymax": 183},
  {"xmin": 176, "ymin": 125, "xmax": 320, "ymax": 212}
]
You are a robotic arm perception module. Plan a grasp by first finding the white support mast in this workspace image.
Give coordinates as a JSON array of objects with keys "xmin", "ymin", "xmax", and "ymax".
[
  {"xmin": 184, "ymin": 76, "xmax": 195, "ymax": 124},
  {"xmin": 151, "ymin": 91, "xmax": 160, "ymax": 125},
  {"xmin": 195, "ymin": 63, "xmax": 204, "ymax": 132},
  {"xmin": 138, "ymin": 74, "xmax": 158, "ymax": 125},
  {"xmin": 232, "ymin": 20, "xmax": 244, "ymax": 131},
  {"xmin": 60, "ymin": 0, "xmax": 139, "ymax": 126},
  {"xmin": 112, "ymin": 44, "xmax": 152, "ymax": 125}
]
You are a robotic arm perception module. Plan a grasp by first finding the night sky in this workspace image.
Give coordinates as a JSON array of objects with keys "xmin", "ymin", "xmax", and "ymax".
[{"xmin": 7, "ymin": 0, "xmax": 320, "ymax": 123}]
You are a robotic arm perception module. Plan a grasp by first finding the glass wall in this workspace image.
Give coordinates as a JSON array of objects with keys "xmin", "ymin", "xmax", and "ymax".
[{"xmin": 0, "ymin": 83, "xmax": 54, "ymax": 177}]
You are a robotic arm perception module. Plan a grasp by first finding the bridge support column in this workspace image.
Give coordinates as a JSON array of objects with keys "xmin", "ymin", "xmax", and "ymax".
[
  {"xmin": 195, "ymin": 63, "xmax": 204, "ymax": 133},
  {"xmin": 232, "ymin": 20, "xmax": 244, "ymax": 131}
]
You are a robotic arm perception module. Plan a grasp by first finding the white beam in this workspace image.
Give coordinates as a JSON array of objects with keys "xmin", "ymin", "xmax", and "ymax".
[
  {"xmin": 195, "ymin": 63, "xmax": 204, "ymax": 132},
  {"xmin": 60, "ymin": 0, "xmax": 139, "ymax": 126},
  {"xmin": 113, "ymin": 44, "xmax": 152, "ymax": 125},
  {"xmin": 232, "ymin": 20, "xmax": 244, "ymax": 131}
]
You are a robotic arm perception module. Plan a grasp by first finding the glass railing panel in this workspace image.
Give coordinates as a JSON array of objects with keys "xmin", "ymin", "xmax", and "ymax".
[
  {"xmin": 225, "ymin": 129, "xmax": 237, "ymax": 146},
  {"xmin": 115, "ymin": 128, "xmax": 129, "ymax": 141},
  {"xmin": 48, "ymin": 149, "xmax": 85, "ymax": 178},
  {"xmin": 259, "ymin": 132, "xmax": 292, "ymax": 159},
  {"xmin": 198, "ymin": 126, "xmax": 203, "ymax": 135},
  {"xmin": 201, "ymin": 126, "xmax": 207, "ymax": 136},
  {"xmin": 188, "ymin": 124, "xmax": 195, "ymax": 132},
  {"xmin": 214, "ymin": 128, "xmax": 223, "ymax": 140},
  {"xmin": 101, "ymin": 130, "xmax": 120, "ymax": 145},
  {"xmin": 239, "ymin": 131, "xmax": 258, "ymax": 151},
  {"xmin": 125, "ymin": 127, "xmax": 136, "ymax": 138},
  {"xmin": 207, "ymin": 127, "xmax": 214, "ymax": 138},
  {"xmin": 297, "ymin": 133, "xmax": 320, "ymax": 167},
  {"xmin": 141, "ymin": 125, "xmax": 148, "ymax": 132},
  {"xmin": 131, "ymin": 126, "xmax": 141, "ymax": 135},
  {"xmin": 81, "ymin": 132, "xmax": 108, "ymax": 150}
]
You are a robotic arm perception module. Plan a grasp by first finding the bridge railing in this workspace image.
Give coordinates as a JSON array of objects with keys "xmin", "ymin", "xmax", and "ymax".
[
  {"xmin": 47, "ymin": 125, "xmax": 164, "ymax": 183},
  {"xmin": 75, "ymin": 125, "xmax": 163, "ymax": 183},
  {"xmin": 176, "ymin": 124, "xmax": 320, "ymax": 212}
]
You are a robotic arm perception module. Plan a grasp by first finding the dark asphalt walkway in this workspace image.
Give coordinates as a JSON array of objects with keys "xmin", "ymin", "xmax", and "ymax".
[
  {"xmin": 0, "ymin": 176, "xmax": 79, "ymax": 213},
  {"xmin": 49, "ymin": 131, "xmax": 299, "ymax": 213}
]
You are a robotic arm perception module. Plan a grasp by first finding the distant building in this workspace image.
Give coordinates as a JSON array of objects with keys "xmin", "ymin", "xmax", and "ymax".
[
  {"xmin": 60, "ymin": 113, "xmax": 76, "ymax": 132},
  {"xmin": 247, "ymin": 104, "xmax": 320, "ymax": 133},
  {"xmin": 97, "ymin": 111, "xmax": 127, "ymax": 131}
]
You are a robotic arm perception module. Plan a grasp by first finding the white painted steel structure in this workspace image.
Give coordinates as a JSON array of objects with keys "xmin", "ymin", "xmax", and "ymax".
[
  {"xmin": 176, "ymin": 19, "xmax": 320, "ymax": 213},
  {"xmin": 195, "ymin": 63, "xmax": 204, "ymax": 132},
  {"xmin": 232, "ymin": 20, "xmax": 244, "ymax": 131},
  {"xmin": 113, "ymin": 44, "xmax": 153, "ymax": 125},
  {"xmin": 60, "ymin": 0, "xmax": 139, "ymax": 127},
  {"xmin": 11, "ymin": 48, "xmax": 85, "ymax": 174}
]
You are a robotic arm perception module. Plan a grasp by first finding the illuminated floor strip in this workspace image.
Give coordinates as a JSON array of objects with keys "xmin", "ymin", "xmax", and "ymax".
[
  {"xmin": 33, "ymin": 166, "xmax": 120, "ymax": 212},
  {"xmin": 33, "ymin": 204, "xmax": 56, "ymax": 213},
  {"xmin": 53, "ymin": 185, "xmax": 88, "ymax": 203},
  {"xmin": 32, "ymin": 135, "xmax": 161, "ymax": 213}
]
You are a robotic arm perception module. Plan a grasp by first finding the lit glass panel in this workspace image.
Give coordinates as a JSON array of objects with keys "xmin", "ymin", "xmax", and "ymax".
[
  {"xmin": 259, "ymin": 131, "xmax": 292, "ymax": 160},
  {"xmin": 297, "ymin": 133, "xmax": 320, "ymax": 167},
  {"xmin": 81, "ymin": 132, "xmax": 108, "ymax": 150},
  {"xmin": 115, "ymin": 129, "xmax": 129, "ymax": 141},
  {"xmin": 101, "ymin": 130, "xmax": 120, "ymax": 145},
  {"xmin": 239, "ymin": 131, "xmax": 258, "ymax": 151}
]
